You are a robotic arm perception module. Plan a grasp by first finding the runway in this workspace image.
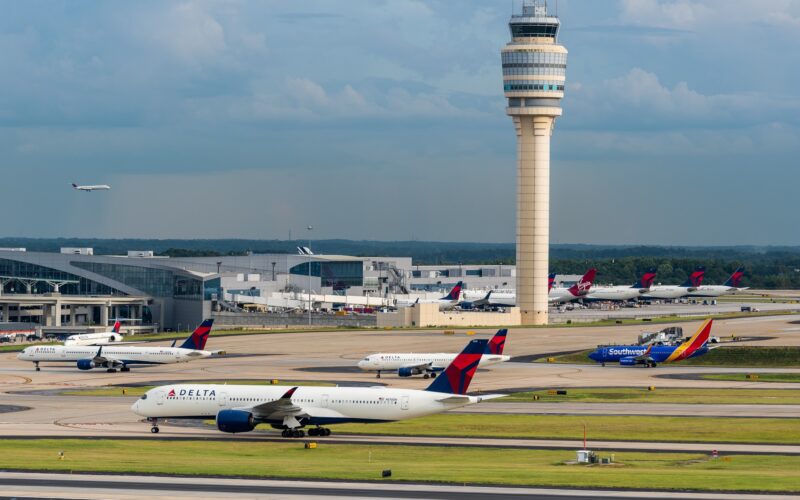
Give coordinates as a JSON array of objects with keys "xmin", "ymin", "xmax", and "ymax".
[
  {"xmin": 0, "ymin": 472, "xmax": 789, "ymax": 500},
  {"xmin": 454, "ymin": 402, "xmax": 800, "ymax": 418}
]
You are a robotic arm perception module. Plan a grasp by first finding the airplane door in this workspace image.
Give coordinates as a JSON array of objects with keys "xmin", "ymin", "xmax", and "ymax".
[
  {"xmin": 156, "ymin": 391, "xmax": 165, "ymax": 406},
  {"xmin": 321, "ymin": 394, "xmax": 329, "ymax": 408},
  {"xmin": 217, "ymin": 392, "xmax": 228, "ymax": 407},
  {"xmin": 400, "ymin": 395, "xmax": 409, "ymax": 411}
]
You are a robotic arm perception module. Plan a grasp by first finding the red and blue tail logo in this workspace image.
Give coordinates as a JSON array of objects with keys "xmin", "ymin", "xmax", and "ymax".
[
  {"xmin": 548, "ymin": 273, "xmax": 556, "ymax": 292},
  {"xmin": 426, "ymin": 339, "xmax": 487, "ymax": 394},
  {"xmin": 681, "ymin": 266, "xmax": 705, "ymax": 288},
  {"xmin": 441, "ymin": 281, "xmax": 463, "ymax": 301},
  {"xmin": 487, "ymin": 329, "xmax": 508, "ymax": 355},
  {"xmin": 633, "ymin": 268, "xmax": 657, "ymax": 289},
  {"xmin": 568, "ymin": 269, "xmax": 596, "ymax": 297},
  {"xmin": 111, "ymin": 321, "xmax": 121, "ymax": 333},
  {"xmin": 724, "ymin": 267, "xmax": 745, "ymax": 288},
  {"xmin": 180, "ymin": 319, "xmax": 214, "ymax": 350}
]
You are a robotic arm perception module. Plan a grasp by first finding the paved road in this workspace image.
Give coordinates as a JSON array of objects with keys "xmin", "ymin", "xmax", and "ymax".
[
  {"xmin": 455, "ymin": 402, "xmax": 800, "ymax": 418},
  {"xmin": 0, "ymin": 472, "xmax": 790, "ymax": 500}
]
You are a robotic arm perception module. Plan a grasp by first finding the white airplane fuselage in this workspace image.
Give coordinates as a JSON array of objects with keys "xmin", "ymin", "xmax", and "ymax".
[
  {"xmin": 64, "ymin": 332, "xmax": 123, "ymax": 346},
  {"xmin": 585, "ymin": 286, "xmax": 645, "ymax": 302},
  {"xmin": 74, "ymin": 185, "xmax": 111, "ymax": 191},
  {"xmin": 357, "ymin": 353, "xmax": 509, "ymax": 373},
  {"xmin": 17, "ymin": 344, "xmax": 210, "ymax": 368},
  {"xmin": 685, "ymin": 286, "xmax": 738, "ymax": 298},
  {"xmin": 642, "ymin": 286, "xmax": 695, "ymax": 300},
  {"xmin": 132, "ymin": 384, "xmax": 487, "ymax": 425}
]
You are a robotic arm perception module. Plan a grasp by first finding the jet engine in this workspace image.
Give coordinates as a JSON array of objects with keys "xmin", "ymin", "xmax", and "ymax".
[
  {"xmin": 217, "ymin": 409, "xmax": 256, "ymax": 433},
  {"xmin": 76, "ymin": 359, "xmax": 96, "ymax": 370}
]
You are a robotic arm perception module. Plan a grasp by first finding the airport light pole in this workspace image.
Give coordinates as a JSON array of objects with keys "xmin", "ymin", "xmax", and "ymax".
[{"xmin": 307, "ymin": 225, "xmax": 313, "ymax": 326}]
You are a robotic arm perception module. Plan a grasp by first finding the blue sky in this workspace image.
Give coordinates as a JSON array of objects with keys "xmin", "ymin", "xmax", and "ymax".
[{"xmin": 2, "ymin": 0, "xmax": 799, "ymax": 244}]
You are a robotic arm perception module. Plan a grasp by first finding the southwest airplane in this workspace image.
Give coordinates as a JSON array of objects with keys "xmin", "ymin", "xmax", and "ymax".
[
  {"xmin": 396, "ymin": 281, "xmax": 463, "ymax": 310},
  {"xmin": 549, "ymin": 269, "xmax": 597, "ymax": 303},
  {"xmin": 687, "ymin": 267, "xmax": 746, "ymax": 298},
  {"xmin": 588, "ymin": 319, "xmax": 714, "ymax": 367},
  {"xmin": 642, "ymin": 266, "xmax": 706, "ymax": 300},
  {"xmin": 585, "ymin": 268, "xmax": 657, "ymax": 302},
  {"xmin": 64, "ymin": 321, "xmax": 124, "ymax": 346},
  {"xmin": 72, "ymin": 183, "xmax": 111, "ymax": 191},
  {"xmin": 357, "ymin": 329, "xmax": 510, "ymax": 378},
  {"xmin": 18, "ymin": 319, "xmax": 215, "ymax": 372},
  {"xmin": 132, "ymin": 338, "xmax": 501, "ymax": 436}
]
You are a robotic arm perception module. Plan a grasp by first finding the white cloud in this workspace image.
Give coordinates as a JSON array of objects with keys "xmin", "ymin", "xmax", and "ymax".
[{"xmin": 148, "ymin": 2, "xmax": 227, "ymax": 64}]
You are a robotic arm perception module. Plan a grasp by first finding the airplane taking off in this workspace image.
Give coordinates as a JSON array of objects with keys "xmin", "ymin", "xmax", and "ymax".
[
  {"xmin": 642, "ymin": 266, "xmax": 706, "ymax": 300},
  {"xmin": 18, "ymin": 319, "xmax": 215, "ymax": 372},
  {"xmin": 357, "ymin": 329, "xmax": 510, "ymax": 378},
  {"xmin": 132, "ymin": 338, "xmax": 502, "ymax": 436},
  {"xmin": 585, "ymin": 268, "xmax": 657, "ymax": 302},
  {"xmin": 72, "ymin": 183, "xmax": 111, "ymax": 191},
  {"xmin": 549, "ymin": 268, "xmax": 597, "ymax": 303},
  {"xmin": 687, "ymin": 267, "xmax": 747, "ymax": 298},
  {"xmin": 396, "ymin": 281, "xmax": 463, "ymax": 310},
  {"xmin": 588, "ymin": 319, "xmax": 714, "ymax": 367},
  {"xmin": 64, "ymin": 321, "xmax": 124, "ymax": 346}
]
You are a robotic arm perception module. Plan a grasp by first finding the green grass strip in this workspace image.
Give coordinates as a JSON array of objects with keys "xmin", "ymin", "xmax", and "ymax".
[{"xmin": 500, "ymin": 387, "xmax": 800, "ymax": 404}]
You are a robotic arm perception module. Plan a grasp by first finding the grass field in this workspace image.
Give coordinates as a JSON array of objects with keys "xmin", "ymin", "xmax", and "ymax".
[
  {"xmin": 538, "ymin": 346, "xmax": 800, "ymax": 368},
  {"xmin": 499, "ymin": 387, "xmax": 800, "ymax": 404},
  {"xmin": 701, "ymin": 373, "xmax": 800, "ymax": 383},
  {"xmin": 63, "ymin": 380, "xmax": 333, "ymax": 397},
  {"xmin": 327, "ymin": 414, "xmax": 800, "ymax": 444},
  {"xmin": 2, "ymin": 439, "xmax": 798, "ymax": 492}
]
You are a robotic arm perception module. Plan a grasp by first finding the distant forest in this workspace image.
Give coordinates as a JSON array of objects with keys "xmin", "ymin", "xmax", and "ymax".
[{"xmin": 1, "ymin": 238, "xmax": 799, "ymax": 289}]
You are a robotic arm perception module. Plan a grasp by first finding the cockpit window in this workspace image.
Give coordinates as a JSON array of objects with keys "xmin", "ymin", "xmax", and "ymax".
[{"xmin": 140, "ymin": 394, "xmax": 148, "ymax": 400}]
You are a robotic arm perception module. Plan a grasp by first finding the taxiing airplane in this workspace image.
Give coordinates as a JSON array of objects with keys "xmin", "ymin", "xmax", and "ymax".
[
  {"xmin": 72, "ymin": 183, "xmax": 111, "ymax": 192},
  {"xmin": 549, "ymin": 269, "xmax": 597, "ymax": 303},
  {"xmin": 132, "ymin": 338, "xmax": 502, "ymax": 436},
  {"xmin": 396, "ymin": 281, "xmax": 463, "ymax": 310},
  {"xmin": 687, "ymin": 267, "xmax": 746, "ymax": 298},
  {"xmin": 18, "ymin": 319, "xmax": 215, "ymax": 372},
  {"xmin": 357, "ymin": 329, "xmax": 510, "ymax": 378},
  {"xmin": 585, "ymin": 268, "xmax": 657, "ymax": 302},
  {"xmin": 642, "ymin": 266, "xmax": 706, "ymax": 300},
  {"xmin": 587, "ymin": 319, "xmax": 714, "ymax": 367},
  {"xmin": 64, "ymin": 321, "xmax": 124, "ymax": 346}
]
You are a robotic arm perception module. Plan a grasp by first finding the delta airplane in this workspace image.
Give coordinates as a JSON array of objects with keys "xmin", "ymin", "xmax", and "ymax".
[
  {"xmin": 64, "ymin": 321, "xmax": 124, "ymax": 346},
  {"xmin": 642, "ymin": 266, "xmax": 706, "ymax": 300},
  {"xmin": 396, "ymin": 281, "xmax": 463, "ymax": 310},
  {"xmin": 357, "ymin": 329, "xmax": 510, "ymax": 378},
  {"xmin": 585, "ymin": 268, "xmax": 657, "ymax": 302},
  {"xmin": 588, "ymin": 319, "xmax": 714, "ymax": 367},
  {"xmin": 549, "ymin": 269, "xmax": 597, "ymax": 303},
  {"xmin": 132, "ymin": 338, "xmax": 502, "ymax": 436},
  {"xmin": 72, "ymin": 183, "xmax": 111, "ymax": 191},
  {"xmin": 18, "ymin": 319, "xmax": 215, "ymax": 372},
  {"xmin": 687, "ymin": 267, "xmax": 746, "ymax": 298}
]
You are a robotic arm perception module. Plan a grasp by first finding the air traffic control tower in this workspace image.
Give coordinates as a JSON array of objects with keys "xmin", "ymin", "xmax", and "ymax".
[{"xmin": 502, "ymin": 1, "xmax": 567, "ymax": 325}]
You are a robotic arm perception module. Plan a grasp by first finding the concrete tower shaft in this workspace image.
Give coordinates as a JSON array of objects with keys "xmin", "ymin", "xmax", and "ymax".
[{"xmin": 502, "ymin": 0, "xmax": 567, "ymax": 325}]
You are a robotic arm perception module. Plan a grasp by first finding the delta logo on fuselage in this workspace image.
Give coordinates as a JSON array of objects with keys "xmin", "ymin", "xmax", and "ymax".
[{"xmin": 167, "ymin": 388, "xmax": 216, "ymax": 398}]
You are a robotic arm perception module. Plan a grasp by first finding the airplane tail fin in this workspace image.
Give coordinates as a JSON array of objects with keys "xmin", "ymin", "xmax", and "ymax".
[
  {"xmin": 111, "ymin": 321, "xmax": 121, "ymax": 334},
  {"xmin": 426, "ymin": 339, "xmax": 487, "ymax": 394},
  {"xmin": 632, "ymin": 268, "xmax": 658, "ymax": 289},
  {"xmin": 441, "ymin": 281, "xmax": 463, "ymax": 301},
  {"xmin": 680, "ymin": 266, "xmax": 705, "ymax": 288},
  {"xmin": 71, "ymin": 183, "xmax": 78, "ymax": 188},
  {"xmin": 486, "ymin": 329, "xmax": 508, "ymax": 355},
  {"xmin": 548, "ymin": 273, "xmax": 556, "ymax": 292},
  {"xmin": 666, "ymin": 319, "xmax": 713, "ymax": 362},
  {"xmin": 568, "ymin": 269, "xmax": 597, "ymax": 297},
  {"xmin": 723, "ymin": 267, "xmax": 745, "ymax": 288},
  {"xmin": 179, "ymin": 319, "xmax": 214, "ymax": 350}
]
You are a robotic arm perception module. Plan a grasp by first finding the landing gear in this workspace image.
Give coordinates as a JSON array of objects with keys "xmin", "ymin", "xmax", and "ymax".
[
  {"xmin": 423, "ymin": 373, "xmax": 430, "ymax": 379},
  {"xmin": 148, "ymin": 418, "xmax": 159, "ymax": 434},
  {"xmin": 601, "ymin": 362, "xmax": 606, "ymax": 367},
  {"xmin": 376, "ymin": 371, "xmax": 381, "ymax": 379},
  {"xmin": 106, "ymin": 368, "xmax": 117, "ymax": 373},
  {"xmin": 430, "ymin": 372, "xmax": 437, "ymax": 378},
  {"xmin": 34, "ymin": 362, "xmax": 40, "ymax": 372},
  {"xmin": 281, "ymin": 428, "xmax": 308, "ymax": 438},
  {"xmin": 121, "ymin": 366, "xmax": 131, "ymax": 372},
  {"xmin": 308, "ymin": 427, "xmax": 331, "ymax": 437}
]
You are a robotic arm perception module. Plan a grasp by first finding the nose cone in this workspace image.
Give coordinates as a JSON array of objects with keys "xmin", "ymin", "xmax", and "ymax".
[
  {"xmin": 501, "ymin": 355, "xmax": 511, "ymax": 362},
  {"xmin": 131, "ymin": 400, "xmax": 140, "ymax": 415},
  {"xmin": 588, "ymin": 350, "xmax": 600, "ymax": 362},
  {"xmin": 357, "ymin": 359, "xmax": 368, "ymax": 370},
  {"xmin": 17, "ymin": 349, "xmax": 28, "ymax": 360}
]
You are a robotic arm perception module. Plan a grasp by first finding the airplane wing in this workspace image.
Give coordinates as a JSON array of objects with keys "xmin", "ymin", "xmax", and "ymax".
[
  {"xmin": 633, "ymin": 345, "xmax": 654, "ymax": 362},
  {"xmin": 90, "ymin": 347, "xmax": 124, "ymax": 367},
  {"xmin": 437, "ymin": 393, "xmax": 505, "ymax": 404},
  {"xmin": 245, "ymin": 387, "xmax": 309, "ymax": 421},
  {"xmin": 400, "ymin": 361, "xmax": 445, "ymax": 372}
]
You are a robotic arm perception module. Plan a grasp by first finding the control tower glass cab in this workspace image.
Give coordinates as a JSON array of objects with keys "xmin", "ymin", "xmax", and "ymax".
[{"xmin": 502, "ymin": 1, "xmax": 567, "ymax": 325}]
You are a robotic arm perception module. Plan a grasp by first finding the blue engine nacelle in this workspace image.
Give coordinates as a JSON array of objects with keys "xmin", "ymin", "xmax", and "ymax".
[
  {"xmin": 77, "ymin": 359, "xmax": 96, "ymax": 370},
  {"xmin": 217, "ymin": 409, "xmax": 255, "ymax": 433},
  {"xmin": 397, "ymin": 367, "xmax": 416, "ymax": 377},
  {"xmin": 619, "ymin": 357, "xmax": 637, "ymax": 366}
]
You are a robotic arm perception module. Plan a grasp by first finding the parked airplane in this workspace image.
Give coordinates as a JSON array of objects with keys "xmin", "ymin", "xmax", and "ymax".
[
  {"xmin": 132, "ymin": 338, "xmax": 502, "ymax": 436},
  {"xmin": 64, "ymin": 321, "xmax": 124, "ymax": 346},
  {"xmin": 549, "ymin": 269, "xmax": 597, "ymax": 303},
  {"xmin": 687, "ymin": 267, "xmax": 746, "ymax": 298},
  {"xmin": 396, "ymin": 281, "xmax": 463, "ymax": 310},
  {"xmin": 357, "ymin": 329, "xmax": 510, "ymax": 378},
  {"xmin": 588, "ymin": 319, "xmax": 714, "ymax": 367},
  {"xmin": 459, "ymin": 273, "xmax": 567, "ymax": 308},
  {"xmin": 642, "ymin": 266, "xmax": 706, "ymax": 300},
  {"xmin": 72, "ymin": 183, "xmax": 111, "ymax": 191},
  {"xmin": 18, "ymin": 319, "xmax": 215, "ymax": 372},
  {"xmin": 585, "ymin": 268, "xmax": 658, "ymax": 302}
]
